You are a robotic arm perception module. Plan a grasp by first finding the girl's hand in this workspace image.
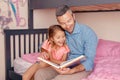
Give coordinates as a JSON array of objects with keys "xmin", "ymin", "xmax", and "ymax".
[{"xmin": 40, "ymin": 52, "xmax": 49, "ymax": 59}]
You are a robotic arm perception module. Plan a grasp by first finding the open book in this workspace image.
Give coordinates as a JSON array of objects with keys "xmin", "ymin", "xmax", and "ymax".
[{"xmin": 38, "ymin": 55, "xmax": 85, "ymax": 69}]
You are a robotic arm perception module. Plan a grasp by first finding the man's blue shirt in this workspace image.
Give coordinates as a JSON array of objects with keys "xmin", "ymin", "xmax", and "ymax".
[{"xmin": 65, "ymin": 22, "xmax": 98, "ymax": 71}]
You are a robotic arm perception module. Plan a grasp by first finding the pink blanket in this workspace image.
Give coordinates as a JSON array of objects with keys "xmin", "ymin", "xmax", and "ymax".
[
  {"xmin": 82, "ymin": 57, "xmax": 120, "ymax": 80},
  {"xmin": 22, "ymin": 53, "xmax": 40, "ymax": 63}
]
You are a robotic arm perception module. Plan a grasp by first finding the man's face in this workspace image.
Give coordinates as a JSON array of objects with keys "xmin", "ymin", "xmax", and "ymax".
[{"xmin": 57, "ymin": 11, "xmax": 75, "ymax": 33}]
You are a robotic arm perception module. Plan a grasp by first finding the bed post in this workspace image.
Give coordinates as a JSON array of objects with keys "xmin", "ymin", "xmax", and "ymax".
[{"xmin": 4, "ymin": 30, "xmax": 11, "ymax": 80}]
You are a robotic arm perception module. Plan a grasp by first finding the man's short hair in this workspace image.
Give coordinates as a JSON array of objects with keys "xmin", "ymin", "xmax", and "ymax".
[{"xmin": 56, "ymin": 5, "xmax": 71, "ymax": 17}]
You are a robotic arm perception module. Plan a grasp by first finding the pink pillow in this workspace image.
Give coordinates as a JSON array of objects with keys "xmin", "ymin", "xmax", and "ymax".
[
  {"xmin": 22, "ymin": 53, "xmax": 40, "ymax": 63},
  {"xmin": 96, "ymin": 39, "xmax": 120, "ymax": 57}
]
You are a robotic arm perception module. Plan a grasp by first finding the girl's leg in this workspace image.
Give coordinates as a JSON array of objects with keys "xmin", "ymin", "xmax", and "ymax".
[
  {"xmin": 23, "ymin": 62, "xmax": 49, "ymax": 80},
  {"xmin": 22, "ymin": 63, "xmax": 39, "ymax": 80}
]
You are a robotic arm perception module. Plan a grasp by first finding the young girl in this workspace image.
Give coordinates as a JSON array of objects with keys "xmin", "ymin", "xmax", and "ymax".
[{"xmin": 23, "ymin": 25, "xmax": 70, "ymax": 80}]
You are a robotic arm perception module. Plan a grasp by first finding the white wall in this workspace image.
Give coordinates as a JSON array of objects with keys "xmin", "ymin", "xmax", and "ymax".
[
  {"xmin": 0, "ymin": 33, "xmax": 5, "ymax": 80},
  {"xmin": 75, "ymin": 12, "xmax": 120, "ymax": 42},
  {"xmin": 34, "ymin": 9, "xmax": 57, "ymax": 28}
]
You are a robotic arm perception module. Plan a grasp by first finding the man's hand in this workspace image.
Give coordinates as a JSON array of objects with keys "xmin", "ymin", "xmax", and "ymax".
[{"xmin": 54, "ymin": 67, "xmax": 74, "ymax": 75}]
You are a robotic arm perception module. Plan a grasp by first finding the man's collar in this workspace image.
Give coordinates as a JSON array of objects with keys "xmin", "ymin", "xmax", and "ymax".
[{"xmin": 65, "ymin": 22, "xmax": 79, "ymax": 35}]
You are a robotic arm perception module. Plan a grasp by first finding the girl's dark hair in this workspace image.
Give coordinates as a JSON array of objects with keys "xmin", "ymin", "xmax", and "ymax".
[
  {"xmin": 48, "ymin": 25, "xmax": 65, "ymax": 39},
  {"xmin": 56, "ymin": 5, "xmax": 70, "ymax": 17}
]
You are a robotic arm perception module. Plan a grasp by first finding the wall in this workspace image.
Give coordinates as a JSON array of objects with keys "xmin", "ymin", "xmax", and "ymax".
[
  {"xmin": 34, "ymin": 9, "xmax": 58, "ymax": 28},
  {"xmin": 34, "ymin": 9, "xmax": 120, "ymax": 41},
  {"xmin": 0, "ymin": 1, "xmax": 28, "ymax": 80},
  {"xmin": 1, "ymin": 2, "xmax": 120, "ymax": 80},
  {"xmin": 75, "ymin": 11, "xmax": 120, "ymax": 42}
]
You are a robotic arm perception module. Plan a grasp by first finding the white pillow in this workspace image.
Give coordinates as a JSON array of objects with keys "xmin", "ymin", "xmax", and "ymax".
[{"xmin": 14, "ymin": 58, "xmax": 32, "ymax": 75}]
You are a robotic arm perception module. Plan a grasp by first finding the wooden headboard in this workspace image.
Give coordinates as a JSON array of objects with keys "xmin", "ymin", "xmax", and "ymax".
[{"xmin": 4, "ymin": 29, "xmax": 48, "ymax": 80}]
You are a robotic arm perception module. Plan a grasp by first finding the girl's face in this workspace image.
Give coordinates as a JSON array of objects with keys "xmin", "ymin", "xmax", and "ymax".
[{"xmin": 52, "ymin": 30, "xmax": 66, "ymax": 47}]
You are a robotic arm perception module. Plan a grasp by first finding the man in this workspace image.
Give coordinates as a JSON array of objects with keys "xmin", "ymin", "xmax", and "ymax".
[{"xmin": 35, "ymin": 5, "xmax": 98, "ymax": 80}]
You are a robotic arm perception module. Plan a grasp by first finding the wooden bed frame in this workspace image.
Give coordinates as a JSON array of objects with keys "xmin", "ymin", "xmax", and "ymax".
[{"xmin": 4, "ymin": 29, "xmax": 48, "ymax": 80}]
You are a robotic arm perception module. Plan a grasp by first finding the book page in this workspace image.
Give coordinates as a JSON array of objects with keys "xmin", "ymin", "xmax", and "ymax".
[
  {"xmin": 38, "ymin": 55, "xmax": 85, "ymax": 69},
  {"xmin": 38, "ymin": 57, "xmax": 60, "ymax": 68},
  {"xmin": 59, "ymin": 55, "xmax": 85, "ymax": 68}
]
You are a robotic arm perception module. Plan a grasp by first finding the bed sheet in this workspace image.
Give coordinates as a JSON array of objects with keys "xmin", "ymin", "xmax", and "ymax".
[{"xmin": 82, "ymin": 57, "xmax": 120, "ymax": 80}]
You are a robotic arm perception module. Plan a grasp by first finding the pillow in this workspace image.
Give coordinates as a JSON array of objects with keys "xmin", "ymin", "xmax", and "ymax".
[
  {"xmin": 14, "ymin": 58, "xmax": 32, "ymax": 75},
  {"xmin": 96, "ymin": 39, "xmax": 120, "ymax": 57}
]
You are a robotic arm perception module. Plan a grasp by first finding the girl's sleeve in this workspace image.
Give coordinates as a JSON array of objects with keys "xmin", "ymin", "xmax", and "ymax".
[
  {"xmin": 41, "ymin": 40, "xmax": 51, "ymax": 52},
  {"xmin": 63, "ymin": 45, "xmax": 70, "ymax": 54}
]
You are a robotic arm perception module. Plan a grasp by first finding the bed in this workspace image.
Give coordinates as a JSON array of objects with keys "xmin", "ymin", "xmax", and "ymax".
[
  {"xmin": 4, "ymin": 29, "xmax": 48, "ymax": 80},
  {"xmin": 4, "ymin": 29, "xmax": 120, "ymax": 80}
]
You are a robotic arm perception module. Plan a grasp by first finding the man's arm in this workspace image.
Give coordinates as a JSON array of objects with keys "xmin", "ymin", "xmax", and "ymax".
[{"xmin": 81, "ymin": 26, "xmax": 98, "ymax": 71}]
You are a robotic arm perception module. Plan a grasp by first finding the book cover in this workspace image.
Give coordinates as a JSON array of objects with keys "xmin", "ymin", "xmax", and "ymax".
[{"xmin": 38, "ymin": 55, "xmax": 85, "ymax": 69}]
